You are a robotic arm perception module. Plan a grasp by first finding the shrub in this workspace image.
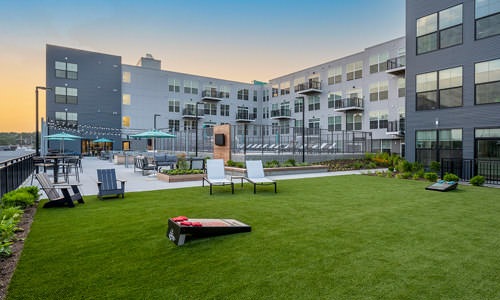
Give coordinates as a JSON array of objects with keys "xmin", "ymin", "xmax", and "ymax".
[
  {"xmin": 264, "ymin": 160, "xmax": 280, "ymax": 168},
  {"xmin": 397, "ymin": 160, "xmax": 412, "ymax": 173},
  {"xmin": 1, "ymin": 190, "xmax": 35, "ymax": 208},
  {"xmin": 366, "ymin": 162, "xmax": 377, "ymax": 169},
  {"xmin": 443, "ymin": 173, "xmax": 459, "ymax": 182},
  {"xmin": 424, "ymin": 172, "xmax": 438, "ymax": 182},
  {"xmin": 226, "ymin": 160, "xmax": 237, "ymax": 167},
  {"xmin": 411, "ymin": 162, "xmax": 424, "ymax": 173},
  {"xmin": 285, "ymin": 159, "xmax": 296, "ymax": 166},
  {"xmin": 470, "ymin": 175, "xmax": 485, "ymax": 186},
  {"xmin": 0, "ymin": 216, "xmax": 18, "ymax": 257},
  {"xmin": 413, "ymin": 169, "xmax": 425, "ymax": 179},
  {"xmin": 0, "ymin": 206, "xmax": 23, "ymax": 222},
  {"xmin": 430, "ymin": 161, "xmax": 441, "ymax": 173}
]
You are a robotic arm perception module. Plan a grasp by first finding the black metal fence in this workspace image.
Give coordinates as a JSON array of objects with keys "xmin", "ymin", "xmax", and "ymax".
[
  {"xmin": 0, "ymin": 153, "xmax": 35, "ymax": 198},
  {"xmin": 441, "ymin": 158, "xmax": 500, "ymax": 185}
]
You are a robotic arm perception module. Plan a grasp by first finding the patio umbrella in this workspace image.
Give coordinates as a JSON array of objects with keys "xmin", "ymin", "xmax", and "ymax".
[
  {"xmin": 129, "ymin": 130, "xmax": 176, "ymax": 152},
  {"xmin": 44, "ymin": 132, "xmax": 81, "ymax": 154},
  {"xmin": 93, "ymin": 138, "xmax": 114, "ymax": 152}
]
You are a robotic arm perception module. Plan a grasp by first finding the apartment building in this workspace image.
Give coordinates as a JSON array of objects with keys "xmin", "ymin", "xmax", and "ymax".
[{"xmin": 405, "ymin": 0, "xmax": 500, "ymax": 171}]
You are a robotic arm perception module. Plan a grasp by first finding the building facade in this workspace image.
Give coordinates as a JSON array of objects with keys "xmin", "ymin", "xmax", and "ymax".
[{"xmin": 405, "ymin": 0, "xmax": 500, "ymax": 171}]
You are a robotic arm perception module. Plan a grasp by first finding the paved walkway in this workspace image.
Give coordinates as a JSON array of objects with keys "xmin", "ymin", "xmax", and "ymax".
[{"xmin": 29, "ymin": 157, "xmax": 382, "ymax": 196}]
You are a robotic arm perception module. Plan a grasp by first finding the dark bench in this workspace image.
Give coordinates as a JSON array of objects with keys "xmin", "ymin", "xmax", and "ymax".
[
  {"xmin": 35, "ymin": 173, "xmax": 84, "ymax": 208},
  {"xmin": 154, "ymin": 154, "xmax": 177, "ymax": 170},
  {"xmin": 134, "ymin": 156, "xmax": 156, "ymax": 175}
]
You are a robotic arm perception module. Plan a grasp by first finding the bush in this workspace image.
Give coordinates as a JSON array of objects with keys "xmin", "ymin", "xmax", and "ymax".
[
  {"xmin": 411, "ymin": 162, "xmax": 424, "ymax": 173},
  {"xmin": 1, "ymin": 190, "xmax": 35, "ymax": 208},
  {"xmin": 430, "ymin": 161, "xmax": 441, "ymax": 173},
  {"xmin": 285, "ymin": 159, "xmax": 296, "ymax": 166},
  {"xmin": 0, "ymin": 206, "xmax": 23, "ymax": 222},
  {"xmin": 397, "ymin": 160, "xmax": 412, "ymax": 173},
  {"xmin": 0, "ymin": 216, "xmax": 18, "ymax": 257},
  {"xmin": 470, "ymin": 175, "xmax": 485, "ymax": 186},
  {"xmin": 413, "ymin": 169, "xmax": 425, "ymax": 179},
  {"xmin": 443, "ymin": 173, "xmax": 460, "ymax": 182},
  {"xmin": 424, "ymin": 172, "xmax": 438, "ymax": 182}
]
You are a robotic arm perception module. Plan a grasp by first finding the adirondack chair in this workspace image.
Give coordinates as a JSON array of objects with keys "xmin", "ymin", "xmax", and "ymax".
[
  {"xmin": 97, "ymin": 169, "xmax": 126, "ymax": 199},
  {"xmin": 35, "ymin": 173, "xmax": 84, "ymax": 208},
  {"xmin": 202, "ymin": 159, "xmax": 234, "ymax": 195},
  {"xmin": 244, "ymin": 160, "xmax": 277, "ymax": 194}
]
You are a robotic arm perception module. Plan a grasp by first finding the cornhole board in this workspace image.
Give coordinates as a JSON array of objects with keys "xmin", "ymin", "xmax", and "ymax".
[
  {"xmin": 425, "ymin": 180, "xmax": 458, "ymax": 192},
  {"xmin": 167, "ymin": 218, "xmax": 251, "ymax": 246}
]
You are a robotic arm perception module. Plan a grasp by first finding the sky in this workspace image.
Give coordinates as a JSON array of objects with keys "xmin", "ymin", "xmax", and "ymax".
[{"xmin": 0, "ymin": 0, "xmax": 405, "ymax": 133}]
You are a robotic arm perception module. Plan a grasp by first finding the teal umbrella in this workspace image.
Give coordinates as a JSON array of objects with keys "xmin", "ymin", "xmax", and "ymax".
[
  {"xmin": 93, "ymin": 138, "xmax": 113, "ymax": 143},
  {"xmin": 130, "ymin": 130, "xmax": 176, "ymax": 152},
  {"xmin": 44, "ymin": 132, "xmax": 81, "ymax": 153}
]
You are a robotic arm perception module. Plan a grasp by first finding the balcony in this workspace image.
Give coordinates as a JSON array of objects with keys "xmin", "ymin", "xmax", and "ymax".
[
  {"xmin": 386, "ymin": 56, "xmax": 405, "ymax": 76},
  {"xmin": 295, "ymin": 81, "xmax": 322, "ymax": 95},
  {"xmin": 201, "ymin": 90, "xmax": 224, "ymax": 101},
  {"xmin": 235, "ymin": 112, "xmax": 256, "ymax": 122},
  {"xmin": 386, "ymin": 119, "xmax": 405, "ymax": 136},
  {"xmin": 270, "ymin": 108, "xmax": 292, "ymax": 119},
  {"xmin": 333, "ymin": 97, "xmax": 364, "ymax": 112},
  {"xmin": 182, "ymin": 108, "xmax": 205, "ymax": 118}
]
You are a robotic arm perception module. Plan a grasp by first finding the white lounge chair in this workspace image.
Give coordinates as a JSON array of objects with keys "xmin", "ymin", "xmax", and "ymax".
[
  {"xmin": 244, "ymin": 160, "xmax": 277, "ymax": 194},
  {"xmin": 202, "ymin": 159, "xmax": 234, "ymax": 194}
]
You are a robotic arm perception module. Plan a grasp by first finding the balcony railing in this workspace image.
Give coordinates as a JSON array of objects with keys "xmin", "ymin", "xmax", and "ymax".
[
  {"xmin": 236, "ymin": 112, "xmax": 256, "ymax": 122},
  {"xmin": 386, "ymin": 119, "xmax": 405, "ymax": 136},
  {"xmin": 270, "ymin": 108, "xmax": 292, "ymax": 119},
  {"xmin": 201, "ymin": 90, "xmax": 225, "ymax": 100},
  {"xmin": 295, "ymin": 81, "xmax": 322, "ymax": 94},
  {"xmin": 386, "ymin": 56, "xmax": 406, "ymax": 76},
  {"xmin": 182, "ymin": 108, "xmax": 205, "ymax": 118},
  {"xmin": 333, "ymin": 97, "xmax": 364, "ymax": 111}
]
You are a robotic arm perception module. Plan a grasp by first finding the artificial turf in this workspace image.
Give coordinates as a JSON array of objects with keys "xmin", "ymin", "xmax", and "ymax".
[{"xmin": 7, "ymin": 175, "xmax": 500, "ymax": 299}]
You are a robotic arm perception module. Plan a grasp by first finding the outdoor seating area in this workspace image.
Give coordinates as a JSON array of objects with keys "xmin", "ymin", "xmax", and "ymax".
[{"xmin": 35, "ymin": 172, "xmax": 84, "ymax": 208}]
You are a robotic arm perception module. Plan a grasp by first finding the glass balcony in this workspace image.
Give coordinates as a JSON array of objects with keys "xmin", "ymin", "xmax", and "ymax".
[
  {"xmin": 182, "ymin": 108, "xmax": 205, "ymax": 118},
  {"xmin": 386, "ymin": 56, "xmax": 406, "ymax": 76},
  {"xmin": 201, "ymin": 90, "xmax": 225, "ymax": 101},
  {"xmin": 236, "ymin": 112, "xmax": 256, "ymax": 122},
  {"xmin": 386, "ymin": 119, "xmax": 405, "ymax": 136},
  {"xmin": 270, "ymin": 108, "xmax": 292, "ymax": 119},
  {"xmin": 295, "ymin": 81, "xmax": 322, "ymax": 95},
  {"xmin": 333, "ymin": 97, "xmax": 364, "ymax": 112}
]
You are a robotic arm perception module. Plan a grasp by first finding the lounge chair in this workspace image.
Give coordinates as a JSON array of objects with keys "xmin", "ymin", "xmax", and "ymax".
[
  {"xmin": 202, "ymin": 159, "xmax": 234, "ymax": 194},
  {"xmin": 244, "ymin": 160, "xmax": 277, "ymax": 194},
  {"xmin": 97, "ymin": 169, "xmax": 126, "ymax": 199},
  {"xmin": 35, "ymin": 173, "xmax": 84, "ymax": 208}
]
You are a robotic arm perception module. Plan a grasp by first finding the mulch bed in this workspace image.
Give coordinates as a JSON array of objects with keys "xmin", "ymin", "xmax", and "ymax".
[{"xmin": 0, "ymin": 204, "xmax": 38, "ymax": 300}]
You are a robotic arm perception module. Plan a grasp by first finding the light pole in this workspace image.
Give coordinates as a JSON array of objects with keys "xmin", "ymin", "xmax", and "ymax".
[
  {"xmin": 299, "ymin": 97, "xmax": 305, "ymax": 163},
  {"xmin": 153, "ymin": 114, "xmax": 160, "ymax": 152},
  {"xmin": 35, "ymin": 86, "xmax": 52, "ymax": 157},
  {"xmin": 194, "ymin": 102, "xmax": 204, "ymax": 157}
]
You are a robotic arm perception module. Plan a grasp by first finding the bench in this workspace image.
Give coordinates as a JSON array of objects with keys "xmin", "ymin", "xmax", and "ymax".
[
  {"xmin": 134, "ymin": 156, "xmax": 156, "ymax": 175},
  {"xmin": 154, "ymin": 154, "xmax": 177, "ymax": 171}
]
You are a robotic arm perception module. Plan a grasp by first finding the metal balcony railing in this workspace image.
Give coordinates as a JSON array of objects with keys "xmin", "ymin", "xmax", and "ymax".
[
  {"xmin": 334, "ymin": 97, "xmax": 364, "ymax": 111},
  {"xmin": 270, "ymin": 108, "xmax": 292, "ymax": 118}
]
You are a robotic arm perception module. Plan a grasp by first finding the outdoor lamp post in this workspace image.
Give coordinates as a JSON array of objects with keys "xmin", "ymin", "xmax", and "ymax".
[
  {"xmin": 154, "ymin": 114, "xmax": 160, "ymax": 152},
  {"xmin": 300, "ymin": 97, "xmax": 305, "ymax": 163},
  {"xmin": 35, "ymin": 86, "xmax": 52, "ymax": 157},
  {"xmin": 194, "ymin": 102, "xmax": 204, "ymax": 157}
]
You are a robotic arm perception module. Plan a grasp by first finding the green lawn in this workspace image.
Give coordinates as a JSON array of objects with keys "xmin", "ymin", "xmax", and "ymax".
[{"xmin": 7, "ymin": 176, "xmax": 500, "ymax": 300}]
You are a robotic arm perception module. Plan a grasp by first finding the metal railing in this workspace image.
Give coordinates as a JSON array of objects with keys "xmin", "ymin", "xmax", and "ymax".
[
  {"xmin": 386, "ymin": 55, "xmax": 406, "ymax": 70},
  {"xmin": 294, "ymin": 81, "xmax": 321, "ymax": 92},
  {"xmin": 182, "ymin": 108, "xmax": 205, "ymax": 117},
  {"xmin": 334, "ymin": 97, "xmax": 364, "ymax": 110},
  {"xmin": 0, "ymin": 153, "xmax": 35, "ymax": 198},
  {"xmin": 236, "ymin": 112, "xmax": 257, "ymax": 121},
  {"xmin": 271, "ymin": 108, "xmax": 292, "ymax": 118},
  {"xmin": 441, "ymin": 158, "xmax": 500, "ymax": 185}
]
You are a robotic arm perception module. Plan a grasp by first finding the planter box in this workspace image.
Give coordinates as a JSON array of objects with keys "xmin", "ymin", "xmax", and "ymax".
[
  {"xmin": 157, "ymin": 172, "xmax": 205, "ymax": 183},
  {"xmin": 225, "ymin": 165, "xmax": 328, "ymax": 177}
]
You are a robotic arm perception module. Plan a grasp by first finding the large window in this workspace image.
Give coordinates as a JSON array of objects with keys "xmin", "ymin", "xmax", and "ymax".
[
  {"xmin": 369, "ymin": 53, "xmax": 389, "ymax": 73},
  {"xmin": 168, "ymin": 79, "xmax": 180, "ymax": 93},
  {"xmin": 416, "ymin": 129, "xmax": 462, "ymax": 168},
  {"xmin": 328, "ymin": 116, "xmax": 342, "ymax": 131},
  {"xmin": 328, "ymin": 66, "xmax": 342, "ymax": 85},
  {"xmin": 328, "ymin": 92, "xmax": 342, "ymax": 108},
  {"xmin": 237, "ymin": 89, "xmax": 249, "ymax": 100},
  {"xmin": 55, "ymin": 61, "xmax": 78, "ymax": 79},
  {"xmin": 294, "ymin": 97, "xmax": 304, "ymax": 113},
  {"xmin": 346, "ymin": 61, "xmax": 363, "ymax": 81},
  {"xmin": 204, "ymin": 103, "xmax": 217, "ymax": 115},
  {"xmin": 183, "ymin": 80, "xmax": 198, "ymax": 94},
  {"xmin": 398, "ymin": 78, "xmax": 406, "ymax": 98},
  {"xmin": 417, "ymin": 4, "xmax": 463, "ymax": 54},
  {"xmin": 220, "ymin": 104, "xmax": 230, "ymax": 116},
  {"xmin": 122, "ymin": 71, "xmax": 131, "ymax": 83},
  {"xmin": 476, "ymin": 0, "xmax": 500, "ymax": 39},
  {"xmin": 55, "ymin": 86, "xmax": 78, "ymax": 104},
  {"xmin": 476, "ymin": 128, "xmax": 500, "ymax": 160},
  {"xmin": 280, "ymin": 82, "xmax": 290, "ymax": 95},
  {"xmin": 122, "ymin": 116, "xmax": 130, "ymax": 128},
  {"xmin": 346, "ymin": 113, "xmax": 362, "ymax": 131},
  {"xmin": 369, "ymin": 111, "xmax": 388, "ymax": 129},
  {"xmin": 416, "ymin": 66, "xmax": 462, "ymax": 110},
  {"xmin": 55, "ymin": 111, "xmax": 78, "ymax": 128},
  {"xmin": 475, "ymin": 58, "xmax": 500, "ymax": 104},
  {"xmin": 369, "ymin": 81, "xmax": 388, "ymax": 101},
  {"xmin": 308, "ymin": 96, "xmax": 320, "ymax": 111},
  {"xmin": 272, "ymin": 84, "xmax": 279, "ymax": 97},
  {"xmin": 168, "ymin": 120, "xmax": 180, "ymax": 132},
  {"xmin": 168, "ymin": 99, "xmax": 180, "ymax": 113}
]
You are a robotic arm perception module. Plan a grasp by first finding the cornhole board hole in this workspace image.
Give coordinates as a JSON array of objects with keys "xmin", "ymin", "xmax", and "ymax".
[
  {"xmin": 167, "ymin": 217, "xmax": 251, "ymax": 246},
  {"xmin": 425, "ymin": 180, "xmax": 458, "ymax": 192}
]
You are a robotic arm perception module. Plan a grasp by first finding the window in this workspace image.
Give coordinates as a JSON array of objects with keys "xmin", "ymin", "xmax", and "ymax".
[
  {"xmin": 122, "ymin": 116, "xmax": 130, "ymax": 127},
  {"xmin": 346, "ymin": 113, "xmax": 362, "ymax": 131},
  {"xmin": 168, "ymin": 120, "xmax": 180, "ymax": 132},
  {"xmin": 475, "ymin": 59, "xmax": 500, "ymax": 104},
  {"xmin": 369, "ymin": 53, "xmax": 389, "ymax": 73},
  {"xmin": 122, "ymin": 71, "xmax": 131, "ymax": 83},
  {"xmin": 346, "ymin": 61, "xmax": 362, "ymax": 81},
  {"xmin": 168, "ymin": 79, "xmax": 180, "ymax": 93},
  {"xmin": 328, "ymin": 92, "xmax": 342, "ymax": 108},
  {"xmin": 262, "ymin": 90, "xmax": 269, "ymax": 102},
  {"xmin": 369, "ymin": 111, "xmax": 388, "ymax": 129},
  {"xmin": 328, "ymin": 115, "xmax": 342, "ymax": 131},
  {"xmin": 328, "ymin": 66, "xmax": 342, "ymax": 85},
  {"xmin": 168, "ymin": 99, "xmax": 180, "ymax": 112},
  {"xmin": 398, "ymin": 78, "xmax": 406, "ymax": 97},
  {"xmin": 272, "ymin": 84, "xmax": 279, "ymax": 97},
  {"xmin": 293, "ymin": 77, "xmax": 305, "ymax": 92},
  {"xmin": 122, "ymin": 94, "xmax": 131, "ymax": 105},
  {"xmin": 55, "ymin": 111, "xmax": 78, "ymax": 128},
  {"xmin": 294, "ymin": 98, "xmax": 304, "ymax": 113},
  {"xmin": 253, "ymin": 90, "xmax": 258, "ymax": 102},
  {"xmin": 220, "ymin": 104, "xmax": 230, "ymax": 116},
  {"xmin": 476, "ymin": 0, "xmax": 500, "ymax": 39},
  {"xmin": 280, "ymin": 82, "xmax": 290, "ymax": 95},
  {"xmin": 308, "ymin": 118, "xmax": 320, "ymax": 134},
  {"xmin": 262, "ymin": 107, "xmax": 269, "ymax": 119},
  {"xmin": 183, "ymin": 80, "xmax": 199, "ymax": 94},
  {"xmin": 416, "ymin": 4, "xmax": 463, "ymax": 54},
  {"xmin": 184, "ymin": 120, "xmax": 196, "ymax": 130},
  {"xmin": 308, "ymin": 96, "xmax": 320, "ymax": 111},
  {"xmin": 416, "ymin": 66, "xmax": 462, "ymax": 110},
  {"xmin": 55, "ymin": 86, "xmax": 78, "ymax": 104},
  {"xmin": 55, "ymin": 61, "xmax": 78, "ymax": 79},
  {"xmin": 204, "ymin": 103, "xmax": 217, "ymax": 115},
  {"xmin": 369, "ymin": 81, "xmax": 389, "ymax": 101},
  {"xmin": 237, "ymin": 89, "xmax": 249, "ymax": 100},
  {"xmin": 416, "ymin": 129, "xmax": 462, "ymax": 168},
  {"xmin": 220, "ymin": 86, "xmax": 230, "ymax": 98}
]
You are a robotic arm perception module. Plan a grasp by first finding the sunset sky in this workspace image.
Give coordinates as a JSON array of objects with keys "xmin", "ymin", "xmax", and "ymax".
[{"xmin": 0, "ymin": 0, "xmax": 405, "ymax": 132}]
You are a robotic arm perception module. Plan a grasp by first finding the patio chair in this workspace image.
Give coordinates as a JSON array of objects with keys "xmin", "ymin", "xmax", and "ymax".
[
  {"xmin": 202, "ymin": 159, "xmax": 234, "ymax": 195},
  {"xmin": 244, "ymin": 160, "xmax": 277, "ymax": 194},
  {"xmin": 97, "ymin": 169, "xmax": 126, "ymax": 199},
  {"xmin": 35, "ymin": 173, "xmax": 84, "ymax": 208}
]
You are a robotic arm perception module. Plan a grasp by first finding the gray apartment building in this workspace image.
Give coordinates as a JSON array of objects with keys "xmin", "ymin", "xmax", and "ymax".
[{"xmin": 405, "ymin": 0, "xmax": 500, "ymax": 175}]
